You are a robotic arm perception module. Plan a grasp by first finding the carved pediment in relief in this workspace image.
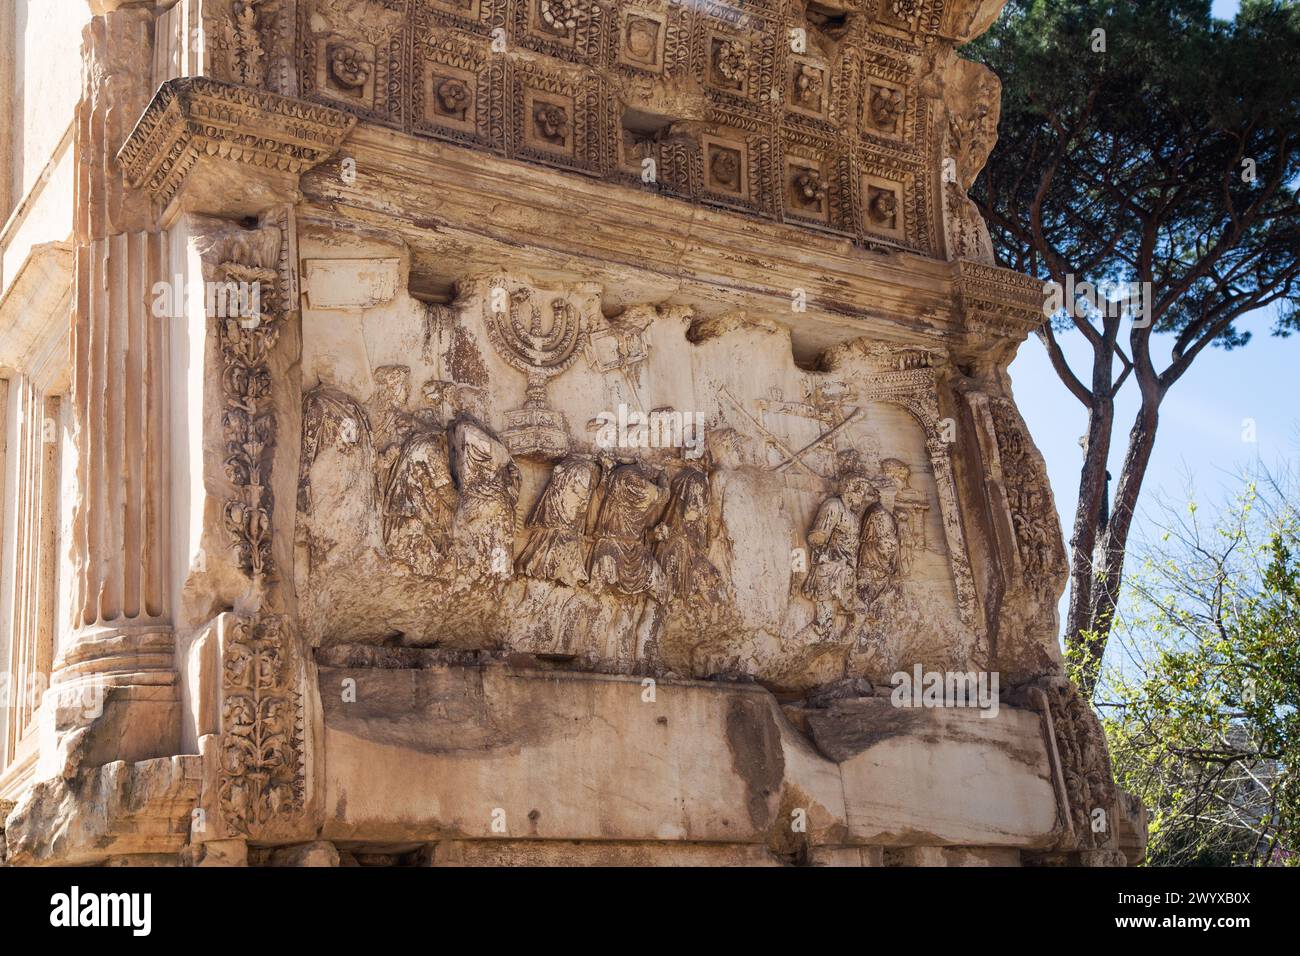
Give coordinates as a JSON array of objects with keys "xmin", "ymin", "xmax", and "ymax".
[{"xmin": 295, "ymin": 265, "xmax": 989, "ymax": 692}]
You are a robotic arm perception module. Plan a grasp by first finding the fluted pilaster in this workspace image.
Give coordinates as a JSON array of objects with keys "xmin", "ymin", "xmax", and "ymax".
[{"xmin": 73, "ymin": 232, "xmax": 170, "ymax": 631}]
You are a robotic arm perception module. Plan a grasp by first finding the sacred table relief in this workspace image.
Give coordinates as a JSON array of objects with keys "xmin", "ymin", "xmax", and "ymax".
[{"xmin": 0, "ymin": 0, "xmax": 1146, "ymax": 868}]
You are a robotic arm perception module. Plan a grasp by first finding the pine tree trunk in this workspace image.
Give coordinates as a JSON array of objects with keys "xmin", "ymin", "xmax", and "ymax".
[{"xmin": 1077, "ymin": 399, "xmax": 1161, "ymax": 695}]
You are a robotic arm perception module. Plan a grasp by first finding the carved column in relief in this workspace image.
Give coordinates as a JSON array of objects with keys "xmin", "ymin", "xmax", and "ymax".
[{"xmin": 857, "ymin": 362, "xmax": 984, "ymax": 658}]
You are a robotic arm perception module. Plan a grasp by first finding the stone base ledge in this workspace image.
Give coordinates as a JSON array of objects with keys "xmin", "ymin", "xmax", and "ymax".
[{"xmin": 318, "ymin": 662, "xmax": 1067, "ymax": 855}]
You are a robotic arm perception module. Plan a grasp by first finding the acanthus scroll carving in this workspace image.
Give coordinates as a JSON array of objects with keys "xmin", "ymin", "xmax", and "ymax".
[
  {"xmin": 1033, "ymin": 679, "xmax": 1118, "ymax": 853},
  {"xmin": 218, "ymin": 613, "xmax": 305, "ymax": 838},
  {"xmin": 202, "ymin": 223, "xmax": 285, "ymax": 584},
  {"xmin": 227, "ymin": 1, "xmax": 271, "ymax": 87}
]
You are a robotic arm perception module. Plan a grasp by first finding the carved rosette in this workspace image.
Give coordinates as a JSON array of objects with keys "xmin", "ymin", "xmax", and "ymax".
[{"xmin": 218, "ymin": 613, "xmax": 305, "ymax": 837}]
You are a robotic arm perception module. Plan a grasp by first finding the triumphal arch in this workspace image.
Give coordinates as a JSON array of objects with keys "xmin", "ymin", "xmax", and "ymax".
[{"xmin": 0, "ymin": 0, "xmax": 1144, "ymax": 865}]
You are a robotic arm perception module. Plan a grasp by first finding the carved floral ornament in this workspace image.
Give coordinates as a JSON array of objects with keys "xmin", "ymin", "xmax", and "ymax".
[
  {"xmin": 533, "ymin": 102, "xmax": 569, "ymax": 144},
  {"xmin": 868, "ymin": 186, "xmax": 898, "ymax": 226},
  {"xmin": 892, "ymin": 0, "xmax": 921, "ymax": 21},
  {"xmin": 625, "ymin": 15, "xmax": 659, "ymax": 62},
  {"xmin": 793, "ymin": 64, "xmax": 824, "ymax": 105},
  {"xmin": 870, "ymin": 85, "xmax": 903, "ymax": 129},
  {"xmin": 227, "ymin": 0, "xmax": 271, "ymax": 87},
  {"xmin": 329, "ymin": 43, "xmax": 373, "ymax": 88},
  {"xmin": 712, "ymin": 39, "xmax": 750, "ymax": 85},
  {"xmin": 184, "ymin": 0, "xmax": 1023, "ymax": 256},
  {"xmin": 436, "ymin": 77, "xmax": 470, "ymax": 114},
  {"xmin": 709, "ymin": 146, "xmax": 742, "ymax": 190},
  {"xmin": 539, "ymin": 0, "xmax": 580, "ymax": 35},
  {"xmin": 792, "ymin": 168, "xmax": 827, "ymax": 207},
  {"xmin": 218, "ymin": 613, "xmax": 304, "ymax": 837}
]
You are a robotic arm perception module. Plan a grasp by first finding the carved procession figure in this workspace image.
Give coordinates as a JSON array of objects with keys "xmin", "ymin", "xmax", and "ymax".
[
  {"xmin": 588, "ymin": 461, "xmax": 670, "ymax": 599},
  {"xmin": 381, "ymin": 428, "xmax": 457, "ymax": 576},
  {"xmin": 450, "ymin": 420, "xmax": 522, "ymax": 580},
  {"xmin": 802, "ymin": 462, "xmax": 873, "ymax": 636},
  {"xmin": 653, "ymin": 466, "xmax": 723, "ymax": 606},
  {"xmin": 857, "ymin": 487, "xmax": 902, "ymax": 607},
  {"xmin": 516, "ymin": 454, "xmax": 601, "ymax": 586}
]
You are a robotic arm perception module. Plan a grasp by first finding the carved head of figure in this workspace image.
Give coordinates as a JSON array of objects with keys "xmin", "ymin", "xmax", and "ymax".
[
  {"xmin": 602, "ymin": 462, "xmax": 669, "ymax": 528},
  {"xmin": 668, "ymin": 467, "xmax": 709, "ymax": 526},
  {"xmin": 373, "ymin": 365, "xmax": 411, "ymax": 411},
  {"xmin": 538, "ymin": 455, "xmax": 600, "ymax": 525},
  {"xmin": 706, "ymin": 426, "xmax": 748, "ymax": 470},
  {"xmin": 452, "ymin": 420, "xmax": 519, "ymax": 503},
  {"xmin": 841, "ymin": 474, "xmax": 873, "ymax": 515},
  {"xmin": 880, "ymin": 457, "xmax": 911, "ymax": 492}
]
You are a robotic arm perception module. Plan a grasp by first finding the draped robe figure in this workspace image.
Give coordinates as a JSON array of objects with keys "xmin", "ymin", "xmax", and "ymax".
[
  {"xmin": 451, "ymin": 420, "xmax": 521, "ymax": 579},
  {"xmin": 380, "ymin": 428, "xmax": 457, "ymax": 575},
  {"xmin": 516, "ymin": 455, "xmax": 600, "ymax": 586},
  {"xmin": 857, "ymin": 500, "xmax": 901, "ymax": 606},
  {"xmin": 653, "ymin": 467, "xmax": 722, "ymax": 605},
  {"xmin": 588, "ymin": 462, "xmax": 669, "ymax": 598},
  {"xmin": 802, "ymin": 475, "xmax": 870, "ymax": 634}
]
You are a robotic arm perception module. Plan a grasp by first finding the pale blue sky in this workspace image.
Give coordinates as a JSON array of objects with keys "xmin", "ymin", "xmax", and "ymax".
[{"xmin": 1005, "ymin": 0, "xmax": 1300, "ymax": 640}]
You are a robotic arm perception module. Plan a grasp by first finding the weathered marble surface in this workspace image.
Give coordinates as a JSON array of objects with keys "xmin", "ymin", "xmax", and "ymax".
[{"xmin": 0, "ymin": 0, "xmax": 1145, "ymax": 867}]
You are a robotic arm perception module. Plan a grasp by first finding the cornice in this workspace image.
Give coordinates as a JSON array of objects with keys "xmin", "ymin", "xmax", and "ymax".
[
  {"xmin": 301, "ymin": 121, "xmax": 1039, "ymax": 359},
  {"xmin": 117, "ymin": 77, "xmax": 357, "ymax": 213}
]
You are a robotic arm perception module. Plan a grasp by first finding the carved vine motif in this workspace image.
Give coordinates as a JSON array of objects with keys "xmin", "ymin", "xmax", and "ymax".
[
  {"xmin": 228, "ymin": 0, "xmax": 271, "ymax": 87},
  {"xmin": 1039, "ymin": 680, "xmax": 1117, "ymax": 851},
  {"xmin": 989, "ymin": 397, "xmax": 1067, "ymax": 590},
  {"xmin": 218, "ymin": 614, "xmax": 305, "ymax": 837},
  {"xmin": 206, "ymin": 225, "xmax": 285, "ymax": 583}
]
